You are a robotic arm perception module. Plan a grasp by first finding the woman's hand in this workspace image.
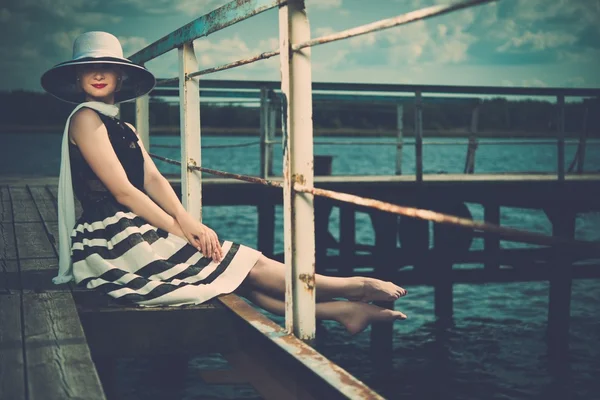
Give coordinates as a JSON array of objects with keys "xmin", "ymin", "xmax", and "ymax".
[{"xmin": 176, "ymin": 213, "xmax": 223, "ymax": 262}]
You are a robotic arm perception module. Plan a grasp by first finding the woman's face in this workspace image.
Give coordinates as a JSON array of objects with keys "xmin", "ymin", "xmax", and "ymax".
[{"xmin": 76, "ymin": 63, "xmax": 122, "ymax": 103}]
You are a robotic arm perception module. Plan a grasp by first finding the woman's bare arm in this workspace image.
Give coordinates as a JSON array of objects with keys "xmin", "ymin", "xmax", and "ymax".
[
  {"xmin": 124, "ymin": 122, "xmax": 189, "ymax": 221},
  {"xmin": 124, "ymin": 123, "xmax": 223, "ymax": 259},
  {"xmin": 69, "ymin": 109, "xmax": 184, "ymax": 238}
]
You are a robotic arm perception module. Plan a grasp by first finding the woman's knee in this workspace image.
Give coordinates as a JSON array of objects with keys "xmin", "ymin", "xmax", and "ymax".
[{"xmin": 247, "ymin": 255, "xmax": 267, "ymax": 280}]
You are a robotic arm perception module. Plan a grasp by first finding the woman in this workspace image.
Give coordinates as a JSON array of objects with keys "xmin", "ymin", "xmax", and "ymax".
[{"xmin": 41, "ymin": 31, "xmax": 408, "ymax": 335}]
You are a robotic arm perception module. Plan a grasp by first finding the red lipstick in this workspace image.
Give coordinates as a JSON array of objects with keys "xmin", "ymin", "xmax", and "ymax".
[{"xmin": 92, "ymin": 84, "xmax": 107, "ymax": 89}]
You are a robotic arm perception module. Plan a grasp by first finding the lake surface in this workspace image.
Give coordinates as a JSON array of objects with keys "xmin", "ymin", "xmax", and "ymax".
[{"xmin": 2, "ymin": 133, "xmax": 599, "ymax": 399}]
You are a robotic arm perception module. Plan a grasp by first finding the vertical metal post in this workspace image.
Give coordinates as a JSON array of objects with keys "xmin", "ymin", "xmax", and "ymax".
[
  {"xmin": 279, "ymin": 0, "xmax": 316, "ymax": 341},
  {"xmin": 395, "ymin": 104, "xmax": 404, "ymax": 175},
  {"xmin": 260, "ymin": 87, "xmax": 268, "ymax": 178},
  {"xmin": 557, "ymin": 95, "xmax": 565, "ymax": 181},
  {"xmin": 135, "ymin": 94, "xmax": 150, "ymax": 150},
  {"xmin": 414, "ymin": 91, "xmax": 423, "ymax": 182},
  {"xmin": 464, "ymin": 103, "xmax": 480, "ymax": 174},
  {"xmin": 578, "ymin": 107, "xmax": 588, "ymax": 173},
  {"xmin": 267, "ymin": 91, "xmax": 276, "ymax": 176},
  {"xmin": 257, "ymin": 88, "xmax": 275, "ymax": 258},
  {"xmin": 178, "ymin": 42, "xmax": 202, "ymax": 221}
]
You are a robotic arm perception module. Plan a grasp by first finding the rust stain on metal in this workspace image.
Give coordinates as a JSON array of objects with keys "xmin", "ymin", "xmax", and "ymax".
[
  {"xmin": 129, "ymin": 0, "xmax": 281, "ymax": 64},
  {"xmin": 189, "ymin": 50, "xmax": 279, "ymax": 78},
  {"xmin": 293, "ymin": 173, "xmax": 306, "ymax": 185},
  {"xmin": 149, "ymin": 153, "xmax": 283, "ymax": 188},
  {"xmin": 298, "ymin": 273, "xmax": 314, "ymax": 292},
  {"xmin": 276, "ymin": 334, "xmax": 383, "ymax": 399}
]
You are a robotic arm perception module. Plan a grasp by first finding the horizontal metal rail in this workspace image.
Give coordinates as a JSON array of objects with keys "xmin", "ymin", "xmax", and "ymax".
[
  {"xmin": 153, "ymin": 141, "xmax": 260, "ymax": 149},
  {"xmin": 149, "ymin": 139, "xmax": 600, "ymax": 149},
  {"xmin": 147, "ymin": 152, "xmax": 600, "ymax": 251},
  {"xmin": 153, "ymin": 79, "xmax": 600, "ymax": 97},
  {"xmin": 293, "ymin": 0, "xmax": 497, "ymax": 51},
  {"xmin": 150, "ymin": 88, "xmax": 481, "ymax": 104},
  {"xmin": 129, "ymin": 0, "xmax": 282, "ymax": 65},
  {"xmin": 150, "ymin": 153, "xmax": 284, "ymax": 188},
  {"xmin": 189, "ymin": 50, "xmax": 280, "ymax": 78},
  {"xmin": 152, "ymin": 1, "xmax": 498, "ymax": 83}
]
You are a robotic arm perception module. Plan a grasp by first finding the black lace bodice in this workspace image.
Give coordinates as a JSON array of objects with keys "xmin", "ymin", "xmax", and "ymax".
[{"xmin": 69, "ymin": 108, "xmax": 145, "ymax": 213}]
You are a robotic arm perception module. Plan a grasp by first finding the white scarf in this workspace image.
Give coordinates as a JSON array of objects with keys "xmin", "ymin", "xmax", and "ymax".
[{"xmin": 53, "ymin": 101, "xmax": 119, "ymax": 284}]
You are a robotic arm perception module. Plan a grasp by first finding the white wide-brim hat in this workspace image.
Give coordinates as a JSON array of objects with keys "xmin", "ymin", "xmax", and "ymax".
[{"xmin": 41, "ymin": 31, "xmax": 156, "ymax": 104}]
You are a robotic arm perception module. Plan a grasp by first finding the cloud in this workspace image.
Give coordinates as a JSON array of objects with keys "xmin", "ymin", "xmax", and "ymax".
[
  {"xmin": 497, "ymin": 31, "xmax": 578, "ymax": 52},
  {"xmin": 565, "ymin": 76, "xmax": 585, "ymax": 87},
  {"xmin": 306, "ymin": 0, "xmax": 342, "ymax": 10},
  {"xmin": 557, "ymin": 48, "xmax": 600, "ymax": 63},
  {"xmin": 521, "ymin": 78, "xmax": 547, "ymax": 88},
  {"xmin": 172, "ymin": 0, "xmax": 229, "ymax": 15},
  {"xmin": 121, "ymin": 0, "xmax": 231, "ymax": 16},
  {"xmin": 383, "ymin": 10, "xmax": 476, "ymax": 66},
  {"xmin": 49, "ymin": 30, "xmax": 84, "ymax": 54},
  {"xmin": 0, "ymin": 8, "xmax": 11, "ymax": 22},
  {"xmin": 120, "ymin": 36, "xmax": 150, "ymax": 57}
]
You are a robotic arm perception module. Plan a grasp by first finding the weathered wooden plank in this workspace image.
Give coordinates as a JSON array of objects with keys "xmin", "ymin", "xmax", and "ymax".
[
  {"xmin": 47, "ymin": 185, "xmax": 58, "ymax": 200},
  {"xmin": 47, "ymin": 221, "xmax": 59, "ymax": 250},
  {"xmin": 14, "ymin": 221, "xmax": 55, "ymax": 261},
  {"xmin": 2, "ymin": 260, "xmax": 21, "ymax": 291},
  {"xmin": 7, "ymin": 186, "xmax": 31, "ymax": 201},
  {"xmin": 0, "ymin": 201, "xmax": 12, "ymax": 223},
  {"xmin": 45, "ymin": 185, "xmax": 83, "ymax": 219},
  {"xmin": 77, "ymin": 301, "xmax": 235, "ymax": 357},
  {"xmin": 28, "ymin": 186, "xmax": 58, "ymax": 222},
  {"xmin": 18, "ymin": 258, "xmax": 60, "ymax": 291},
  {"xmin": 0, "ymin": 294, "xmax": 25, "ymax": 400},
  {"xmin": 9, "ymin": 187, "xmax": 40, "ymax": 223},
  {"xmin": 0, "ymin": 222, "xmax": 17, "ymax": 260},
  {"xmin": 219, "ymin": 294, "xmax": 383, "ymax": 400},
  {"xmin": 23, "ymin": 292, "xmax": 106, "ymax": 400}
]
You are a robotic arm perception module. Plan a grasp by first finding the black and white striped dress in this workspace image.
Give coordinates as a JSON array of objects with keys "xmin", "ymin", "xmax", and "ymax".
[{"xmin": 68, "ymin": 108, "xmax": 261, "ymax": 307}]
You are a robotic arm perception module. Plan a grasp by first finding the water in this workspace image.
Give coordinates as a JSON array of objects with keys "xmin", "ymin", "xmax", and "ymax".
[{"xmin": 2, "ymin": 133, "xmax": 600, "ymax": 399}]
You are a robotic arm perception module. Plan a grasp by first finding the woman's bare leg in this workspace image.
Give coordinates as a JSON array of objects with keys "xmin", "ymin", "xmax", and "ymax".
[
  {"xmin": 242, "ymin": 289, "xmax": 407, "ymax": 335},
  {"xmin": 245, "ymin": 255, "xmax": 407, "ymax": 302}
]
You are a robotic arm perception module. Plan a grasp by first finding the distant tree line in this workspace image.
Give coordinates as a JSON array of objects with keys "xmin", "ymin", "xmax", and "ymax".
[{"xmin": 1, "ymin": 90, "xmax": 598, "ymax": 137}]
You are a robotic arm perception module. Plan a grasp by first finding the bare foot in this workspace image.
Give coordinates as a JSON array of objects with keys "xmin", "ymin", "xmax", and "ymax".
[
  {"xmin": 335, "ymin": 301, "xmax": 407, "ymax": 335},
  {"xmin": 347, "ymin": 277, "xmax": 407, "ymax": 303}
]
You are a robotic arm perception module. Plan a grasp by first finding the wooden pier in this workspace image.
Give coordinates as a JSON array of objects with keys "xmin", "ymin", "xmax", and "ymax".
[
  {"xmin": 1, "ymin": 171, "xmax": 599, "ymax": 397},
  {"xmin": 0, "ymin": 183, "xmax": 384, "ymax": 400}
]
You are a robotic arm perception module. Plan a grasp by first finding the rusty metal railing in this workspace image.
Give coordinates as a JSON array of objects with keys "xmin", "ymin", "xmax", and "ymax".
[
  {"xmin": 148, "ymin": 152, "xmax": 600, "ymax": 251},
  {"xmin": 127, "ymin": 0, "xmax": 582, "ymax": 348}
]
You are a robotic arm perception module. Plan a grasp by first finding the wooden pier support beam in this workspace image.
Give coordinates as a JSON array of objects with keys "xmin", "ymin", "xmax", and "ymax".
[
  {"xmin": 369, "ymin": 211, "xmax": 397, "ymax": 370},
  {"xmin": 547, "ymin": 208, "xmax": 576, "ymax": 358},
  {"xmin": 257, "ymin": 202, "xmax": 276, "ymax": 258},
  {"xmin": 484, "ymin": 202, "xmax": 501, "ymax": 269},
  {"xmin": 433, "ymin": 228, "xmax": 454, "ymax": 325},
  {"xmin": 339, "ymin": 204, "xmax": 356, "ymax": 275}
]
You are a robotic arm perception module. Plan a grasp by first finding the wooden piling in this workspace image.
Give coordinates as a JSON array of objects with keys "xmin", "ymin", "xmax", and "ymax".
[
  {"xmin": 433, "ymin": 227, "xmax": 454, "ymax": 325},
  {"xmin": 547, "ymin": 208, "xmax": 576, "ymax": 357},
  {"xmin": 369, "ymin": 210, "xmax": 397, "ymax": 370},
  {"xmin": 484, "ymin": 202, "xmax": 501, "ymax": 269},
  {"xmin": 339, "ymin": 204, "xmax": 356, "ymax": 275}
]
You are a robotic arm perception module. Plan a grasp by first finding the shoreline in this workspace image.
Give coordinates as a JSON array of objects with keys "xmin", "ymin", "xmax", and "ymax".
[{"xmin": 0, "ymin": 125, "xmax": 596, "ymax": 138}]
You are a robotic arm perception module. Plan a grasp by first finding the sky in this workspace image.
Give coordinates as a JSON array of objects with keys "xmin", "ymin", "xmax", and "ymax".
[{"xmin": 1, "ymin": 0, "xmax": 599, "ymax": 94}]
